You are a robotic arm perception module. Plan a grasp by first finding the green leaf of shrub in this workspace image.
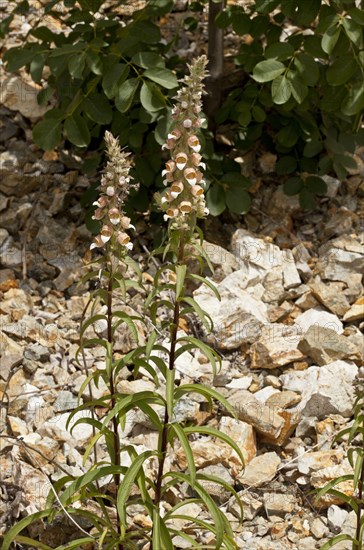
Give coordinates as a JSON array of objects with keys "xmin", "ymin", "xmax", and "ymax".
[
  {"xmin": 140, "ymin": 81, "xmax": 166, "ymax": 112},
  {"xmin": 299, "ymin": 187, "xmax": 316, "ymax": 209},
  {"xmin": 102, "ymin": 63, "xmax": 129, "ymax": 99},
  {"xmin": 68, "ymin": 53, "xmax": 86, "ymax": 78},
  {"xmin": 271, "ymin": 74, "xmax": 292, "ymax": 104},
  {"xmin": 115, "ymin": 78, "xmax": 139, "ymax": 113},
  {"xmin": 64, "ymin": 113, "xmax": 91, "ymax": 147},
  {"xmin": 342, "ymin": 17, "xmax": 362, "ymax": 47},
  {"xmin": 322, "ymin": 25, "xmax": 341, "ymax": 54},
  {"xmin": 326, "ymin": 56, "xmax": 357, "ymax": 86},
  {"xmin": 226, "ymin": 187, "xmax": 251, "ymax": 214},
  {"xmin": 252, "ymin": 59, "xmax": 285, "ymax": 82},
  {"xmin": 265, "ymin": 42, "xmax": 294, "ymax": 60},
  {"xmin": 283, "ymin": 177, "xmax": 303, "ymax": 195},
  {"xmin": 294, "ymin": 52, "xmax": 320, "ymax": 86},
  {"xmin": 341, "ymin": 82, "xmax": 364, "ymax": 115},
  {"xmin": 276, "ymin": 155, "xmax": 297, "ymax": 174},
  {"xmin": 143, "ymin": 67, "xmax": 178, "ymax": 90},
  {"xmin": 207, "ymin": 184, "xmax": 226, "ymax": 216},
  {"xmin": 83, "ymin": 93, "xmax": 113, "ymax": 124},
  {"xmin": 305, "ymin": 175, "xmax": 327, "ymax": 195},
  {"xmin": 33, "ymin": 115, "xmax": 63, "ymax": 150},
  {"xmin": 5, "ymin": 47, "xmax": 35, "ymax": 71},
  {"xmin": 131, "ymin": 51, "xmax": 165, "ymax": 69},
  {"xmin": 288, "ymin": 71, "xmax": 308, "ymax": 103},
  {"xmin": 232, "ymin": 13, "xmax": 250, "ymax": 35}
]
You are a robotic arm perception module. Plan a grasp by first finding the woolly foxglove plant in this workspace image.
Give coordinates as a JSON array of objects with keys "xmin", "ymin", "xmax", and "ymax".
[{"xmin": 2, "ymin": 57, "xmax": 244, "ymax": 550}]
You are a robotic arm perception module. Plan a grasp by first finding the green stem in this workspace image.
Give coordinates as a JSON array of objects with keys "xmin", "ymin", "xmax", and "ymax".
[
  {"xmin": 106, "ymin": 271, "xmax": 124, "ymax": 550},
  {"xmin": 151, "ymin": 239, "xmax": 185, "ymax": 549}
]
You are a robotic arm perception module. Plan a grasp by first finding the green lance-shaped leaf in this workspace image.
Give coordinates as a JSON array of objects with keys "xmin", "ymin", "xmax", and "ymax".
[
  {"xmin": 175, "ymin": 335, "xmax": 221, "ymax": 376},
  {"xmin": 102, "ymin": 391, "xmax": 166, "ymax": 428},
  {"xmin": 197, "ymin": 472, "xmax": 244, "ymax": 522},
  {"xmin": 117, "ymin": 450, "xmax": 156, "ymax": 526},
  {"xmin": 187, "ymin": 273, "xmax": 221, "ymax": 300},
  {"xmin": 175, "ymin": 264, "xmax": 187, "ymax": 300},
  {"xmin": 2, "ymin": 509, "xmax": 55, "ymax": 550},
  {"xmin": 170, "ymin": 423, "xmax": 196, "ymax": 488},
  {"xmin": 8, "ymin": 536, "xmax": 52, "ymax": 549},
  {"xmin": 80, "ymin": 313, "xmax": 108, "ymax": 338},
  {"xmin": 152, "ymin": 509, "xmax": 174, "ymax": 550},
  {"xmin": 252, "ymin": 59, "xmax": 286, "ymax": 82},
  {"xmin": 163, "ymin": 472, "xmax": 225, "ymax": 548},
  {"xmin": 53, "ymin": 537, "xmax": 97, "ymax": 549},
  {"xmin": 184, "ymin": 425, "xmax": 245, "ymax": 470},
  {"xmin": 174, "ymin": 383, "xmax": 236, "ymax": 416},
  {"xmin": 60, "ymin": 465, "xmax": 125, "ymax": 504},
  {"xmin": 180, "ymin": 296, "xmax": 213, "ymax": 332},
  {"xmin": 319, "ymin": 534, "xmax": 355, "ymax": 550},
  {"xmin": 166, "ymin": 367, "xmax": 175, "ymax": 419}
]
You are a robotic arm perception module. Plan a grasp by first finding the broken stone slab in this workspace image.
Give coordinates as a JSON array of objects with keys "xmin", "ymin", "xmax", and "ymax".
[
  {"xmin": 226, "ymin": 389, "xmax": 300, "ymax": 445},
  {"xmin": 309, "ymin": 279, "xmax": 350, "ymax": 317},
  {"xmin": 1, "ymin": 74, "xmax": 52, "ymax": 121},
  {"xmin": 198, "ymin": 464, "xmax": 234, "ymax": 503},
  {"xmin": 249, "ymin": 323, "xmax": 305, "ymax": 369},
  {"xmin": 327, "ymin": 505, "xmax": 349, "ymax": 534},
  {"xmin": 280, "ymin": 360, "xmax": 358, "ymax": 418},
  {"xmin": 193, "ymin": 271, "xmax": 268, "ymax": 349},
  {"xmin": 311, "ymin": 458, "xmax": 354, "ymax": 507},
  {"xmin": 298, "ymin": 325, "xmax": 362, "ymax": 365},
  {"xmin": 316, "ymin": 237, "xmax": 364, "ymax": 286},
  {"xmin": 297, "ymin": 450, "xmax": 345, "ymax": 476},
  {"xmin": 294, "ymin": 307, "xmax": 344, "ymax": 335},
  {"xmin": 263, "ymin": 491, "xmax": 296, "ymax": 517},
  {"xmin": 238, "ymin": 451, "xmax": 281, "ymax": 487},
  {"xmin": 228, "ymin": 491, "xmax": 263, "ymax": 521},
  {"xmin": 343, "ymin": 296, "xmax": 364, "ymax": 322},
  {"xmin": 218, "ymin": 416, "xmax": 257, "ymax": 468},
  {"xmin": 292, "ymin": 243, "xmax": 313, "ymax": 282},
  {"xmin": 202, "ymin": 241, "xmax": 239, "ymax": 280}
]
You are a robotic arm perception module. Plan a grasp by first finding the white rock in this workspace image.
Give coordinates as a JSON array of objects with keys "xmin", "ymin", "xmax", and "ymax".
[
  {"xmin": 231, "ymin": 230, "xmax": 283, "ymax": 271},
  {"xmin": 294, "ymin": 307, "xmax": 343, "ymax": 335},
  {"xmin": 253, "ymin": 386, "xmax": 280, "ymax": 403},
  {"xmin": 194, "ymin": 272, "xmax": 268, "ymax": 349},
  {"xmin": 226, "ymin": 376, "xmax": 253, "ymax": 390},
  {"xmin": 280, "ymin": 360, "xmax": 358, "ymax": 418},
  {"xmin": 282, "ymin": 249, "xmax": 301, "ymax": 289},
  {"xmin": 1, "ymin": 74, "xmax": 52, "ymax": 121},
  {"xmin": 249, "ymin": 323, "xmax": 305, "ymax": 368},
  {"xmin": 39, "ymin": 410, "xmax": 94, "ymax": 444},
  {"xmin": 238, "ymin": 451, "xmax": 281, "ymax": 487},
  {"xmin": 327, "ymin": 505, "xmax": 349, "ymax": 533}
]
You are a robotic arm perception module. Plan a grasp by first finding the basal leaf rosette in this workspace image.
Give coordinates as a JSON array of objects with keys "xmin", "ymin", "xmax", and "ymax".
[
  {"xmin": 155, "ymin": 56, "xmax": 209, "ymax": 232},
  {"xmin": 90, "ymin": 131, "xmax": 138, "ymax": 255}
]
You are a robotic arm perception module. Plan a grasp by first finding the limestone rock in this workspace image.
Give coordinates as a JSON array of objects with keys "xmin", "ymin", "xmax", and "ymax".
[
  {"xmin": 263, "ymin": 491, "xmax": 296, "ymax": 517},
  {"xmin": 1, "ymin": 74, "xmax": 52, "ymax": 121},
  {"xmin": 297, "ymin": 450, "xmax": 344, "ymax": 476},
  {"xmin": 343, "ymin": 296, "xmax": 364, "ymax": 322},
  {"xmin": 218, "ymin": 416, "xmax": 257, "ymax": 467},
  {"xmin": 238, "ymin": 452, "xmax": 281, "ymax": 487},
  {"xmin": 327, "ymin": 505, "xmax": 349, "ymax": 533},
  {"xmin": 309, "ymin": 279, "xmax": 350, "ymax": 317},
  {"xmin": 193, "ymin": 271, "xmax": 268, "ymax": 349},
  {"xmin": 202, "ymin": 241, "xmax": 239, "ymax": 280},
  {"xmin": 298, "ymin": 325, "xmax": 362, "ymax": 365},
  {"xmin": 294, "ymin": 307, "xmax": 343, "ymax": 336},
  {"xmin": 280, "ymin": 360, "xmax": 358, "ymax": 418},
  {"xmin": 249, "ymin": 323, "xmax": 305, "ymax": 369},
  {"xmin": 198, "ymin": 464, "xmax": 234, "ymax": 503}
]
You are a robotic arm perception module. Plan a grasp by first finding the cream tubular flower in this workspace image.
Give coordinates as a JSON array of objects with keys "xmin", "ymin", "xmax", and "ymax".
[
  {"xmin": 89, "ymin": 131, "xmax": 138, "ymax": 254},
  {"xmin": 156, "ymin": 55, "xmax": 209, "ymax": 227}
]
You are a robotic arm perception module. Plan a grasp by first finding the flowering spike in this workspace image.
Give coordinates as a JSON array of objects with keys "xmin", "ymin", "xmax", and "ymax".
[
  {"xmin": 90, "ymin": 131, "xmax": 138, "ymax": 254},
  {"xmin": 155, "ymin": 55, "xmax": 209, "ymax": 230}
]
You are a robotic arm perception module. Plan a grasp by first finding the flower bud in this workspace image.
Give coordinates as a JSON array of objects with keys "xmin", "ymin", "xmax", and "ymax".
[
  {"xmin": 191, "ymin": 185, "xmax": 204, "ymax": 197},
  {"xmin": 106, "ymin": 186, "xmax": 115, "ymax": 196},
  {"xmin": 184, "ymin": 168, "xmax": 197, "ymax": 185},
  {"xmin": 183, "ymin": 119, "xmax": 192, "ymax": 128},
  {"xmin": 120, "ymin": 216, "xmax": 131, "ymax": 229},
  {"xmin": 180, "ymin": 201, "xmax": 192, "ymax": 214},
  {"xmin": 187, "ymin": 135, "xmax": 201, "ymax": 153},
  {"xmin": 108, "ymin": 208, "xmax": 120, "ymax": 225},
  {"xmin": 175, "ymin": 152, "xmax": 188, "ymax": 170},
  {"xmin": 92, "ymin": 208, "xmax": 104, "ymax": 220},
  {"xmin": 117, "ymin": 232, "xmax": 131, "ymax": 246},
  {"xmin": 100, "ymin": 225, "xmax": 112, "ymax": 243}
]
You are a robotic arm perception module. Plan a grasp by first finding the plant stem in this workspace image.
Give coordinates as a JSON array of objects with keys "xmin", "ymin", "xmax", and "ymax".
[
  {"xmin": 151, "ymin": 240, "xmax": 185, "ymax": 549},
  {"xmin": 355, "ymin": 434, "xmax": 364, "ymax": 549},
  {"xmin": 107, "ymin": 272, "xmax": 124, "ymax": 550}
]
